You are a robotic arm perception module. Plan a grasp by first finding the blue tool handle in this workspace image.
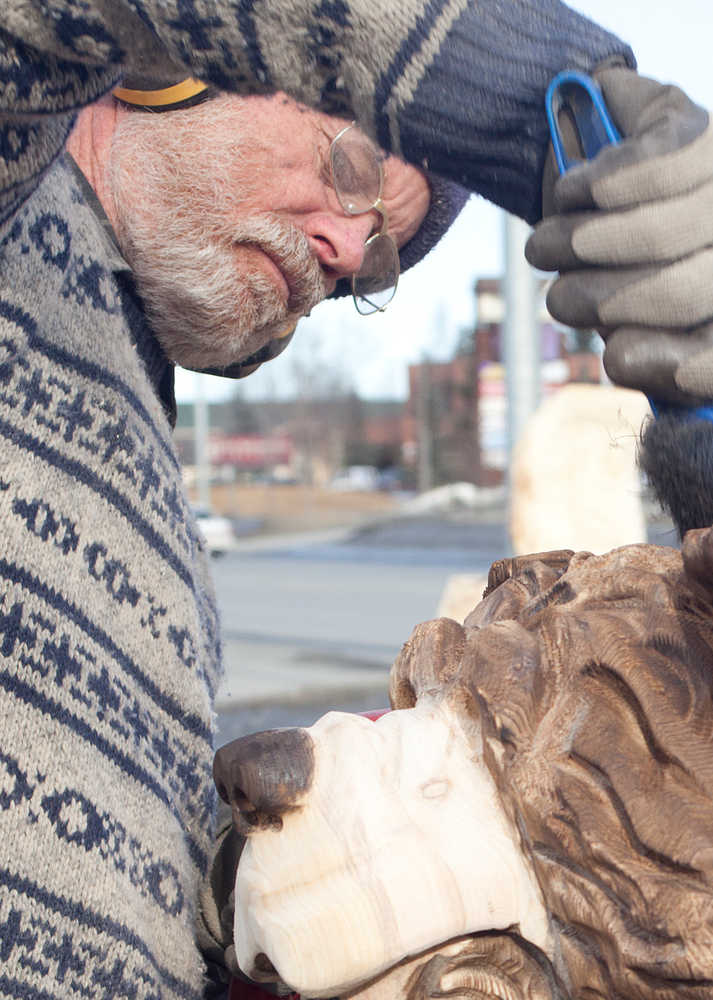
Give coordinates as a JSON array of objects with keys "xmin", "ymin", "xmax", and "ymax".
[
  {"xmin": 546, "ymin": 70, "xmax": 713, "ymax": 423},
  {"xmin": 546, "ymin": 70, "xmax": 621, "ymax": 172}
]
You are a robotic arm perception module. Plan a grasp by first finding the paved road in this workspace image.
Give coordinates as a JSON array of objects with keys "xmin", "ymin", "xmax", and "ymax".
[
  {"xmin": 212, "ymin": 510, "xmax": 677, "ymax": 745},
  {"xmin": 213, "ymin": 514, "xmax": 509, "ymax": 744}
]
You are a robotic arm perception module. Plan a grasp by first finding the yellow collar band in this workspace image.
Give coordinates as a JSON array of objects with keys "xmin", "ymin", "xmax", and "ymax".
[{"xmin": 112, "ymin": 78, "xmax": 209, "ymax": 109}]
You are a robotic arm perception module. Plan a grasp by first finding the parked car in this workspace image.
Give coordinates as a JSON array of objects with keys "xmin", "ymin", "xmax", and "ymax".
[
  {"xmin": 329, "ymin": 465, "xmax": 379, "ymax": 492},
  {"xmin": 191, "ymin": 505, "xmax": 237, "ymax": 556}
]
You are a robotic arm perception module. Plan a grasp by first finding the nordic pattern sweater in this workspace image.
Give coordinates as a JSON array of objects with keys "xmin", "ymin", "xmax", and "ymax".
[
  {"xmin": 1, "ymin": 1, "xmax": 633, "ymax": 230},
  {"xmin": 0, "ymin": 152, "xmax": 224, "ymax": 998},
  {"xmin": 0, "ymin": 2, "xmax": 632, "ymax": 998}
]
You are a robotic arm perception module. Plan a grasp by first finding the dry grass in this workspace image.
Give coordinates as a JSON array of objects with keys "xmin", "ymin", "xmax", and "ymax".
[{"xmin": 199, "ymin": 482, "xmax": 398, "ymax": 533}]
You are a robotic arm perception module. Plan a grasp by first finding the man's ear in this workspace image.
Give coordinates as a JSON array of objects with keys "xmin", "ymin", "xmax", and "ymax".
[{"xmin": 389, "ymin": 617, "xmax": 465, "ymax": 709}]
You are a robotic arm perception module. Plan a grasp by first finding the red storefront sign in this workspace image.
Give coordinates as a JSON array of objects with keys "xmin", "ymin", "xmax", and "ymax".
[{"xmin": 209, "ymin": 435, "xmax": 293, "ymax": 468}]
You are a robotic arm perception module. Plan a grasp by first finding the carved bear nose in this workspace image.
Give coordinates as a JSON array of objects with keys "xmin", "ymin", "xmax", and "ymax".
[{"xmin": 213, "ymin": 728, "xmax": 315, "ymax": 836}]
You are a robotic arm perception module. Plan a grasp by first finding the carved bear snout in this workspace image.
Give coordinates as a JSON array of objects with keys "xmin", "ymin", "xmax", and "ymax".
[{"xmin": 213, "ymin": 728, "xmax": 315, "ymax": 836}]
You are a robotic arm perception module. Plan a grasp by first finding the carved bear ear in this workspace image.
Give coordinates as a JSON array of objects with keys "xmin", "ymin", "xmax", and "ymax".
[
  {"xmin": 389, "ymin": 553, "xmax": 577, "ymax": 709},
  {"xmin": 389, "ymin": 617, "xmax": 465, "ymax": 708},
  {"xmin": 681, "ymin": 525, "xmax": 713, "ymax": 607},
  {"xmin": 465, "ymin": 550, "xmax": 576, "ymax": 629}
]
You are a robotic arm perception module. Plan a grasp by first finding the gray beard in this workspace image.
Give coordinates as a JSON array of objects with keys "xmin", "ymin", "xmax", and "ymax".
[
  {"xmin": 107, "ymin": 107, "xmax": 327, "ymax": 370},
  {"xmin": 117, "ymin": 211, "xmax": 326, "ymax": 370}
]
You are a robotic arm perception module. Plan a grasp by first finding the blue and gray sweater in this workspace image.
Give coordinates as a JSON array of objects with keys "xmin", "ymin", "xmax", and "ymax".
[{"xmin": 0, "ymin": 2, "xmax": 632, "ymax": 998}]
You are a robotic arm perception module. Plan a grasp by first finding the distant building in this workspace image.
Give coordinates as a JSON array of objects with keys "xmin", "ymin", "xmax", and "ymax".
[
  {"xmin": 174, "ymin": 396, "xmax": 406, "ymax": 485},
  {"xmin": 175, "ymin": 277, "xmax": 599, "ymax": 488},
  {"xmin": 404, "ymin": 278, "xmax": 601, "ymax": 488},
  {"xmin": 209, "ymin": 433, "xmax": 293, "ymax": 469}
]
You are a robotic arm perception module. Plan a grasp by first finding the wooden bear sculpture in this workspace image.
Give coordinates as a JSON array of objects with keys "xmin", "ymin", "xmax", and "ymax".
[{"xmin": 214, "ymin": 526, "xmax": 713, "ymax": 999}]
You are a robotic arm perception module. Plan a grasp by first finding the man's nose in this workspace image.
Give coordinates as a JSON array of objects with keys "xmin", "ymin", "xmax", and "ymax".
[
  {"xmin": 303, "ymin": 212, "xmax": 376, "ymax": 280},
  {"xmin": 213, "ymin": 728, "xmax": 315, "ymax": 836}
]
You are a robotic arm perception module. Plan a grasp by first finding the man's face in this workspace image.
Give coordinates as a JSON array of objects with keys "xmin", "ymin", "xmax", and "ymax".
[{"xmin": 108, "ymin": 92, "xmax": 430, "ymax": 371}]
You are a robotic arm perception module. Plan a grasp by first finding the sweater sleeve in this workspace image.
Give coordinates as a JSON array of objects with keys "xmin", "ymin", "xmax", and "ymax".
[{"xmin": 1, "ymin": 0, "xmax": 633, "ymax": 225}]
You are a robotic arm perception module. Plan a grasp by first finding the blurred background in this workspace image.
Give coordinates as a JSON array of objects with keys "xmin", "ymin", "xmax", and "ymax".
[{"xmin": 174, "ymin": 0, "xmax": 709, "ymax": 743}]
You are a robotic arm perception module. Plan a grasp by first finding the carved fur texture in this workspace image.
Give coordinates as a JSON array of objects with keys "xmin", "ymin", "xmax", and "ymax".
[{"xmin": 391, "ymin": 533, "xmax": 713, "ymax": 998}]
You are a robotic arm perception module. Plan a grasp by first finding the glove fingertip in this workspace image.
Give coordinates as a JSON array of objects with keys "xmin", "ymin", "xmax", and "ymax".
[
  {"xmin": 553, "ymin": 166, "xmax": 597, "ymax": 214},
  {"xmin": 602, "ymin": 334, "xmax": 636, "ymax": 389},
  {"xmin": 523, "ymin": 230, "xmax": 542, "ymax": 268},
  {"xmin": 545, "ymin": 277, "xmax": 587, "ymax": 328}
]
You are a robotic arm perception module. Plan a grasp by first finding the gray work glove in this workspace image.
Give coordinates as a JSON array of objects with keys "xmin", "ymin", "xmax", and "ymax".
[
  {"xmin": 526, "ymin": 66, "xmax": 713, "ymax": 407},
  {"xmin": 198, "ymin": 801, "xmax": 244, "ymax": 995}
]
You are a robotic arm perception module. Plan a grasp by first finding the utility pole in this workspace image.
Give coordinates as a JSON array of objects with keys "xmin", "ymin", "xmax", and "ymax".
[
  {"xmin": 194, "ymin": 372, "xmax": 211, "ymax": 509},
  {"xmin": 502, "ymin": 212, "xmax": 541, "ymax": 466},
  {"xmin": 417, "ymin": 357, "xmax": 434, "ymax": 493}
]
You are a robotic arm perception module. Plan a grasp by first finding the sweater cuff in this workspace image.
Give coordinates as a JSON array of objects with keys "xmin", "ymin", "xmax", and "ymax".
[{"xmin": 389, "ymin": 0, "xmax": 635, "ymax": 223}]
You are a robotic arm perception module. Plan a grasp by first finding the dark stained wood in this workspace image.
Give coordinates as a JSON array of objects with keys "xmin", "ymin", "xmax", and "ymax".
[
  {"xmin": 394, "ymin": 533, "xmax": 713, "ymax": 998},
  {"xmin": 389, "ymin": 616, "xmax": 466, "ymax": 709},
  {"xmin": 213, "ymin": 728, "xmax": 315, "ymax": 836}
]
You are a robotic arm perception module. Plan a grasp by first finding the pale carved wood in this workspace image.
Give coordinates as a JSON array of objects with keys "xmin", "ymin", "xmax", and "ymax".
[{"xmin": 230, "ymin": 700, "xmax": 550, "ymax": 997}]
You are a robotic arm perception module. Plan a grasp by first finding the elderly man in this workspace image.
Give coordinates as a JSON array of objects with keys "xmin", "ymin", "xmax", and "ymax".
[{"xmin": 3, "ymin": 3, "xmax": 713, "ymax": 1000}]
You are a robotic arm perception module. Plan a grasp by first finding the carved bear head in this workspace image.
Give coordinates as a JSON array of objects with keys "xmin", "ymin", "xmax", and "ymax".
[{"xmin": 214, "ymin": 529, "xmax": 713, "ymax": 998}]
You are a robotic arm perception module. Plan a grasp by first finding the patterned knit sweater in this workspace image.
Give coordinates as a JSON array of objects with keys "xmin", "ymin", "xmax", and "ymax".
[
  {"xmin": 0, "ymin": 152, "xmax": 225, "ymax": 998},
  {"xmin": 1, "ymin": 1, "xmax": 633, "ymax": 228},
  {"xmin": 0, "ymin": 3, "xmax": 632, "ymax": 999}
]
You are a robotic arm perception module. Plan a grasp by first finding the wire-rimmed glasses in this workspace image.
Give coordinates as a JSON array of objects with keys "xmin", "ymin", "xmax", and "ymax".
[{"xmin": 329, "ymin": 123, "xmax": 399, "ymax": 315}]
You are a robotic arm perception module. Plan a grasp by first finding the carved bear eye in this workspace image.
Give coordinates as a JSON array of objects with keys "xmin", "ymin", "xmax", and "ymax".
[{"xmin": 420, "ymin": 779, "xmax": 450, "ymax": 800}]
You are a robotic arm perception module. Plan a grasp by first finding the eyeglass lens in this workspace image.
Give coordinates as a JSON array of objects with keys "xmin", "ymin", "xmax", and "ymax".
[
  {"xmin": 330, "ymin": 126, "xmax": 399, "ymax": 314},
  {"xmin": 330, "ymin": 128, "xmax": 382, "ymax": 215},
  {"xmin": 353, "ymin": 236, "xmax": 399, "ymax": 314}
]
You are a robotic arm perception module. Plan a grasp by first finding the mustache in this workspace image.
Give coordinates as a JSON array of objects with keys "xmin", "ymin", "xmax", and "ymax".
[{"xmin": 229, "ymin": 215, "xmax": 328, "ymax": 316}]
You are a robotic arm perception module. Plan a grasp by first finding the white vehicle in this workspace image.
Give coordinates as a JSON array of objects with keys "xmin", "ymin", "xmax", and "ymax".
[
  {"xmin": 330, "ymin": 465, "xmax": 379, "ymax": 492},
  {"xmin": 191, "ymin": 505, "xmax": 237, "ymax": 556}
]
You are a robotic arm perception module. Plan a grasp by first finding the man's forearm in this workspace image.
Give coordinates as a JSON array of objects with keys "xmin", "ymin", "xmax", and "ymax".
[{"xmin": 1, "ymin": 0, "xmax": 633, "ymax": 225}]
